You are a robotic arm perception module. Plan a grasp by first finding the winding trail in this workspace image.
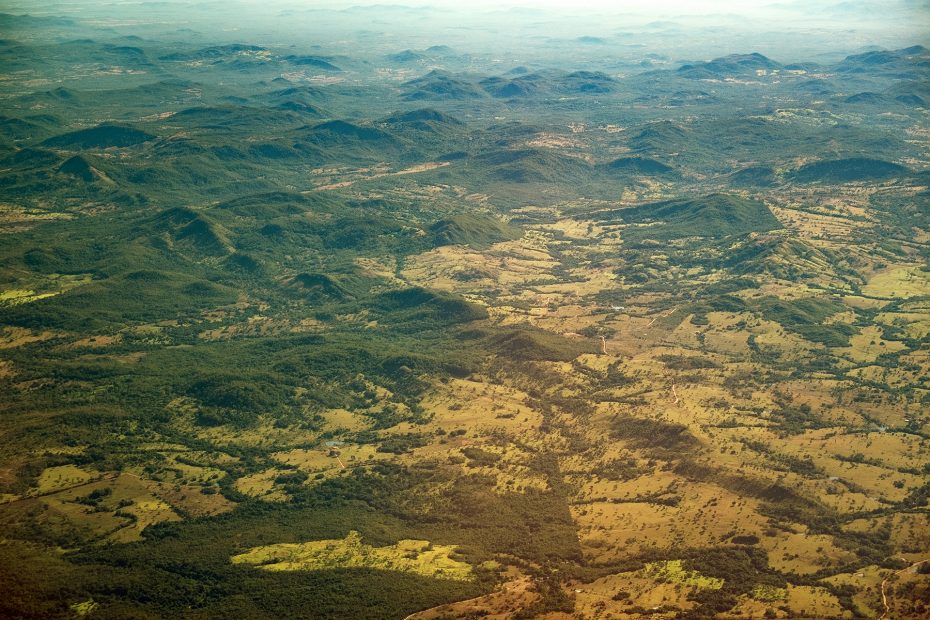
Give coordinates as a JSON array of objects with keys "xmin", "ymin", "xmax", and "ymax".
[
  {"xmin": 646, "ymin": 308, "xmax": 676, "ymax": 327},
  {"xmin": 879, "ymin": 558, "xmax": 930, "ymax": 620}
]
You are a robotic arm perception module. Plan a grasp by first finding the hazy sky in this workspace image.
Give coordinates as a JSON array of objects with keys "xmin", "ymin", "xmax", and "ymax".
[
  {"xmin": 520, "ymin": 0, "xmax": 774, "ymax": 10},
  {"xmin": 287, "ymin": 0, "xmax": 923, "ymax": 13},
  {"xmin": 263, "ymin": 0, "xmax": 793, "ymax": 15},
  {"xmin": 11, "ymin": 0, "xmax": 930, "ymax": 25},
  {"xmin": 255, "ymin": 0, "xmax": 930, "ymax": 32},
  {"xmin": 334, "ymin": 0, "xmax": 768, "ymax": 9},
  {"xmin": 5, "ymin": 0, "xmax": 927, "ymax": 58}
]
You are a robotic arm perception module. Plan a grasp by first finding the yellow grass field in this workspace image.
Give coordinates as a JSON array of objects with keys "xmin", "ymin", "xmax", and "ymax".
[{"xmin": 232, "ymin": 530, "xmax": 474, "ymax": 581}]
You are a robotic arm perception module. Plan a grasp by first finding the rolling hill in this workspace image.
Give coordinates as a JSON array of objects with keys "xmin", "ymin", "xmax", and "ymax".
[
  {"xmin": 41, "ymin": 123, "xmax": 155, "ymax": 149},
  {"xmin": 595, "ymin": 193, "xmax": 781, "ymax": 241}
]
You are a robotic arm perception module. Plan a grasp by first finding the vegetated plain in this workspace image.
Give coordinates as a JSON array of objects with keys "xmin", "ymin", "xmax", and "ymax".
[{"xmin": 0, "ymin": 5, "xmax": 929, "ymax": 619}]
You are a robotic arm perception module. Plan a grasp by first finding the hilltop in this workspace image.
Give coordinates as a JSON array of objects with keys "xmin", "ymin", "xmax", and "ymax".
[
  {"xmin": 41, "ymin": 123, "xmax": 155, "ymax": 149},
  {"xmin": 594, "ymin": 193, "xmax": 781, "ymax": 241}
]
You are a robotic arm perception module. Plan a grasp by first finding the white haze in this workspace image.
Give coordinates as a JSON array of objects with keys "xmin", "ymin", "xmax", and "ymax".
[{"xmin": 3, "ymin": 0, "xmax": 928, "ymax": 61}]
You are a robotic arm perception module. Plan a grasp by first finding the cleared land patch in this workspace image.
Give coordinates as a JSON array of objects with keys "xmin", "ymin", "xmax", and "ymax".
[{"xmin": 232, "ymin": 530, "xmax": 474, "ymax": 581}]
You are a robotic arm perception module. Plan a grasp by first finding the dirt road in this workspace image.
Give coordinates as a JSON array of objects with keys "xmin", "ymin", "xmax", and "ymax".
[{"xmin": 879, "ymin": 558, "xmax": 929, "ymax": 620}]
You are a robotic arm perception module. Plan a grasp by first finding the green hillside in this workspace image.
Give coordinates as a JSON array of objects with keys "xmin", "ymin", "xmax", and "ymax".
[{"xmin": 595, "ymin": 193, "xmax": 781, "ymax": 241}]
